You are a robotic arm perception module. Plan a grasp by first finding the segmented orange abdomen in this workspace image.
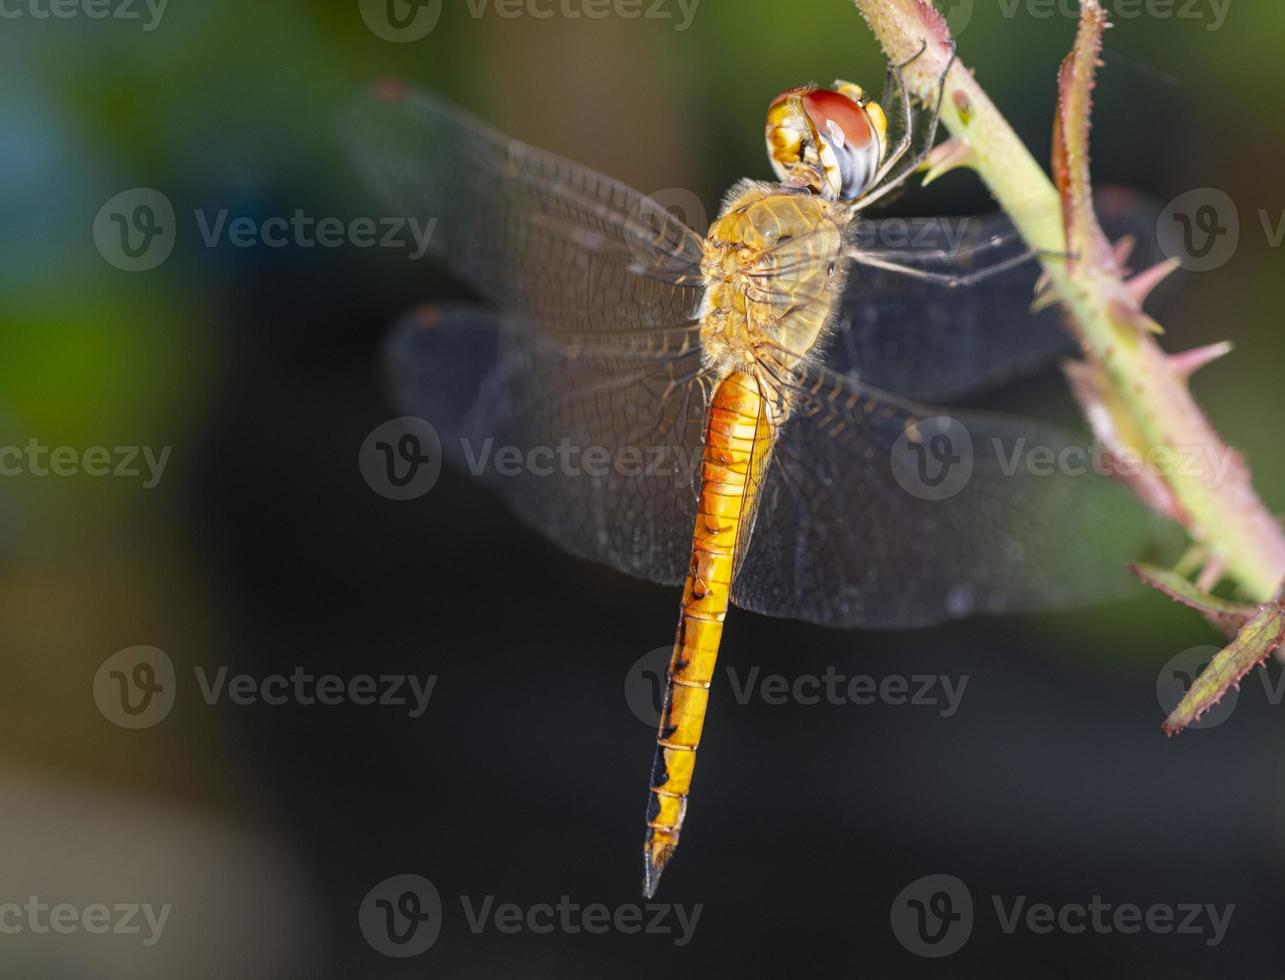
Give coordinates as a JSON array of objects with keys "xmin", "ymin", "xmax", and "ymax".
[{"xmin": 644, "ymin": 370, "xmax": 768, "ymax": 894}]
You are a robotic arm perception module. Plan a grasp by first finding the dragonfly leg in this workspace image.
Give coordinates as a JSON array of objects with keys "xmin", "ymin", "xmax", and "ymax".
[
  {"xmin": 869, "ymin": 41, "xmax": 924, "ymax": 188},
  {"xmin": 853, "ymin": 42, "xmax": 959, "ymax": 214},
  {"xmin": 846, "ymin": 245, "xmax": 1041, "ymax": 288}
]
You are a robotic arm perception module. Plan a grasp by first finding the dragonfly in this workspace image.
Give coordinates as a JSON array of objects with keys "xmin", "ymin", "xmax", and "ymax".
[{"xmin": 346, "ymin": 61, "xmax": 1168, "ymax": 897}]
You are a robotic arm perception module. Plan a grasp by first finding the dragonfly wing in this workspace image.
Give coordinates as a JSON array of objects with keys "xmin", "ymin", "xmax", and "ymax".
[
  {"xmin": 350, "ymin": 83, "xmax": 717, "ymax": 586},
  {"xmin": 832, "ymin": 189, "xmax": 1170, "ymax": 401},
  {"xmin": 386, "ymin": 305, "xmax": 710, "ymax": 587},
  {"xmin": 346, "ymin": 81, "xmax": 708, "ymax": 332},
  {"xmin": 730, "ymin": 363, "xmax": 1172, "ymax": 628}
]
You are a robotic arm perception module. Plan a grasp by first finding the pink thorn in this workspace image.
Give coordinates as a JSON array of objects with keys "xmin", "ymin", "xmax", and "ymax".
[
  {"xmin": 1125, "ymin": 258, "xmax": 1182, "ymax": 307},
  {"xmin": 1112, "ymin": 234, "xmax": 1137, "ymax": 270},
  {"xmin": 919, "ymin": 138, "xmax": 975, "ymax": 187},
  {"xmin": 1170, "ymin": 341, "xmax": 1234, "ymax": 381},
  {"xmin": 1196, "ymin": 556, "xmax": 1226, "ymax": 593}
]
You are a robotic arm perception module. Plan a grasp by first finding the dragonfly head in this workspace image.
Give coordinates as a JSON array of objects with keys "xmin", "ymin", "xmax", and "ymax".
[{"xmin": 765, "ymin": 81, "xmax": 889, "ymax": 201}]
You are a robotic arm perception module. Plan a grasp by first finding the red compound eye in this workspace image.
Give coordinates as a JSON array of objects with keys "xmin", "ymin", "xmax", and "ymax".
[
  {"xmin": 799, "ymin": 88, "xmax": 875, "ymax": 153},
  {"xmin": 768, "ymin": 84, "xmax": 812, "ymax": 111}
]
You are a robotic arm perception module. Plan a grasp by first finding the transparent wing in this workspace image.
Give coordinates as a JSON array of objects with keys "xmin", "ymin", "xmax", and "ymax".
[
  {"xmin": 731, "ymin": 363, "xmax": 1173, "ymax": 628},
  {"xmin": 386, "ymin": 306, "xmax": 710, "ymax": 586},
  {"xmin": 345, "ymin": 81, "xmax": 708, "ymax": 333},
  {"xmin": 348, "ymin": 82, "xmax": 718, "ymax": 586},
  {"xmin": 829, "ymin": 189, "xmax": 1171, "ymax": 401}
]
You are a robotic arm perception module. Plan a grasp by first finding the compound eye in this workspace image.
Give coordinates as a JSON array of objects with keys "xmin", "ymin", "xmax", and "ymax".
[
  {"xmin": 765, "ymin": 84, "xmax": 884, "ymax": 200},
  {"xmin": 765, "ymin": 85, "xmax": 816, "ymax": 179},
  {"xmin": 800, "ymin": 89, "xmax": 882, "ymax": 199}
]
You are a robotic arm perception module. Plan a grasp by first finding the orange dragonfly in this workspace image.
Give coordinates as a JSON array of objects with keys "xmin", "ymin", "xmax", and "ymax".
[{"xmin": 347, "ymin": 66, "xmax": 1165, "ymax": 896}]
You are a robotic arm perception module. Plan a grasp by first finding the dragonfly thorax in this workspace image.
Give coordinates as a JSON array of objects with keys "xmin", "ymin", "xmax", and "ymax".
[{"xmin": 699, "ymin": 180, "xmax": 848, "ymax": 380}]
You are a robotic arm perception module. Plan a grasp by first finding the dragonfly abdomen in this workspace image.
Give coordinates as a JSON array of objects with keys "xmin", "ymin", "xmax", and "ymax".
[{"xmin": 643, "ymin": 370, "xmax": 771, "ymax": 897}]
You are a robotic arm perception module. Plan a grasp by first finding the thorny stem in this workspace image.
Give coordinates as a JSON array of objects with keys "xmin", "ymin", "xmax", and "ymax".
[{"xmin": 852, "ymin": 0, "xmax": 1285, "ymax": 601}]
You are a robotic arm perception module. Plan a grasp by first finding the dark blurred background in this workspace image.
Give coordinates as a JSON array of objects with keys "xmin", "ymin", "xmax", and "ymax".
[{"xmin": 3, "ymin": 0, "xmax": 1284, "ymax": 976}]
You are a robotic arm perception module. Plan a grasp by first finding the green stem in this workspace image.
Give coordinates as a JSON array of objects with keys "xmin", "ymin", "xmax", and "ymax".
[{"xmin": 852, "ymin": 0, "xmax": 1285, "ymax": 600}]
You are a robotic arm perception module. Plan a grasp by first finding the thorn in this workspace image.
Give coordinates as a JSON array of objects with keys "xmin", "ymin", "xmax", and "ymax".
[
  {"xmin": 1030, "ymin": 282, "xmax": 1061, "ymax": 313},
  {"xmin": 1112, "ymin": 234, "xmax": 1137, "ymax": 269},
  {"xmin": 1170, "ymin": 341, "xmax": 1233, "ymax": 381},
  {"xmin": 1174, "ymin": 544, "xmax": 1208, "ymax": 578},
  {"xmin": 1125, "ymin": 257, "xmax": 1181, "ymax": 307},
  {"xmin": 919, "ymin": 137, "xmax": 976, "ymax": 187},
  {"xmin": 1196, "ymin": 555, "xmax": 1226, "ymax": 593},
  {"xmin": 1108, "ymin": 297, "xmax": 1165, "ymax": 335}
]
